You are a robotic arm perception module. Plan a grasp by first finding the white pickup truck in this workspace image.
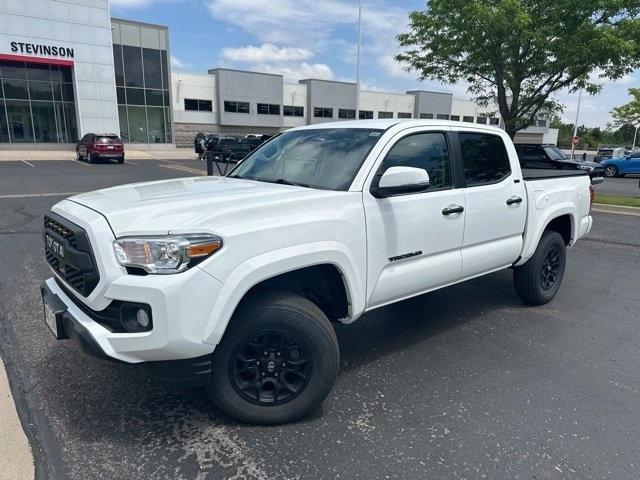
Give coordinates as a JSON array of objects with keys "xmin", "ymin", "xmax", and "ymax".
[{"xmin": 42, "ymin": 120, "xmax": 594, "ymax": 424}]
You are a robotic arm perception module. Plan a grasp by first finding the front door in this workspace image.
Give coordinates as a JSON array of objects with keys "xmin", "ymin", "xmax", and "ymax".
[
  {"xmin": 364, "ymin": 129, "xmax": 465, "ymax": 308},
  {"xmin": 453, "ymin": 130, "xmax": 527, "ymax": 277}
]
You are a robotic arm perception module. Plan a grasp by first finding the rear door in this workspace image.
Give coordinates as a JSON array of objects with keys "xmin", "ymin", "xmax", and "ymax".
[
  {"xmin": 364, "ymin": 128, "xmax": 465, "ymax": 308},
  {"xmin": 453, "ymin": 129, "xmax": 527, "ymax": 277}
]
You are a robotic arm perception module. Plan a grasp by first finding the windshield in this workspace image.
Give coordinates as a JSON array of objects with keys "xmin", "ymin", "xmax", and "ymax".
[
  {"xmin": 229, "ymin": 128, "xmax": 384, "ymax": 190},
  {"xmin": 542, "ymin": 146, "xmax": 567, "ymax": 161}
]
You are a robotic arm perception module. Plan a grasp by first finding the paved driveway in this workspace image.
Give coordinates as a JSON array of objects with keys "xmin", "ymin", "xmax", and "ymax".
[{"xmin": 1, "ymin": 159, "xmax": 639, "ymax": 479}]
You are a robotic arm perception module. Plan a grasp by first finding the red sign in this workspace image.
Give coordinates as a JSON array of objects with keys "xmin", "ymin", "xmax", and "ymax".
[{"xmin": 572, "ymin": 136, "xmax": 579, "ymax": 145}]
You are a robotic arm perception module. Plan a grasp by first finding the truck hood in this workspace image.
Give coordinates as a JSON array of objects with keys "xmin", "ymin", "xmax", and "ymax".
[{"xmin": 67, "ymin": 176, "xmax": 345, "ymax": 236}]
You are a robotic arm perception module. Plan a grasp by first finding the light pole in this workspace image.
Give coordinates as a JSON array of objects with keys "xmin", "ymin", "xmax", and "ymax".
[
  {"xmin": 570, "ymin": 89, "xmax": 582, "ymax": 159},
  {"xmin": 355, "ymin": 0, "xmax": 362, "ymax": 118},
  {"xmin": 633, "ymin": 123, "xmax": 639, "ymax": 150}
]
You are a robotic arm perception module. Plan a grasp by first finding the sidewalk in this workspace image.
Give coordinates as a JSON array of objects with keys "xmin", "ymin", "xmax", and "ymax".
[
  {"xmin": 0, "ymin": 148, "xmax": 197, "ymax": 161},
  {"xmin": 0, "ymin": 358, "xmax": 34, "ymax": 480}
]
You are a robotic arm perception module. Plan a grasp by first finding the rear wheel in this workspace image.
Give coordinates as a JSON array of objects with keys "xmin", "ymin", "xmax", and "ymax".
[
  {"xmin": 604, "ymin": 165, "xmax": 618, "ymax": 177},
  {"xmin": 117, "ymin": 156, "xmax": 124, "ymax": 164},
  {"xmin": 207, "ymin": 291, "xmax": 339, "ymax": 424},
  {"xmin": 514, "ymin": 230, "xmax": 566, "ymax": 305}
]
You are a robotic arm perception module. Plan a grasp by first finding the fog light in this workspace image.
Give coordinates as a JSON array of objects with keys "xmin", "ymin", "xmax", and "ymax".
[{"xmin": 136, "ymin": 309, "xmax": 150, "ymax": 328}]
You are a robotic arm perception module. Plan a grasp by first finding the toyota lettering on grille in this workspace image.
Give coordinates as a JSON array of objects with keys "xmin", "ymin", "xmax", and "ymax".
[{"xmin": 46, "ymin": 235, "xmax": 65, "ymax": 258}]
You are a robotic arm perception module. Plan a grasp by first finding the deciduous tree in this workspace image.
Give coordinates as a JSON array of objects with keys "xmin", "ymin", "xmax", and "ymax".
[{"xmin": 396, "ymin": 1, "xmax": 640, "ymax": 138}]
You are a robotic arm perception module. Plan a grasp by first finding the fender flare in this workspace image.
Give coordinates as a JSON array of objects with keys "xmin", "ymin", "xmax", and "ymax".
[
  {"xmin": 201, "ymin": 241, "xmax": 365, "ymax": 345},
  {"xmin": 515, "ymin": 203, "xmax": 577, "ymax": 267}
]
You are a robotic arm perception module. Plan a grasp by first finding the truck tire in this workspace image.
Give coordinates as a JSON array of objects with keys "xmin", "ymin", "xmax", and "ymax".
[
  {"xmin": 207, "ymin": 291, "xmax": 339, "ymax": 424},
  {"xmin": 513, "ymin": 230, "xmax": 566, "ymax": 305}
]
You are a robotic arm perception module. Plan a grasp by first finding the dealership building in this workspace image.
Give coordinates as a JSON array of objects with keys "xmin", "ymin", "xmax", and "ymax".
[{"xmin": 0, "ymin": 0, "xmax": 556, "ymax": 147}]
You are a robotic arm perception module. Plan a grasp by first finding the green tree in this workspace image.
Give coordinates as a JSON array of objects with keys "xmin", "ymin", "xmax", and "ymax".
[
  {"xmin": 611, "ymin": 88, "xmax": 640, "ymax": 126},
  {"xmin": 396, "ymin": 1, "xmax": 640, "ymax": 138}
]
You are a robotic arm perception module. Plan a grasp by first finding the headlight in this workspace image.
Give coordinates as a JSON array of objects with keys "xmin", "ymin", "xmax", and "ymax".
[{"xmin": 113, "ymin": 234, "xmax": 223, "ymax": 274}]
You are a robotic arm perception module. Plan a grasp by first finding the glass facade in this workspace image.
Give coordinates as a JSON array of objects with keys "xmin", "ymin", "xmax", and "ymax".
[
  {"xmin": 112, "ymin": 21, "xmax": 172, "ymax": 144},
  {"xmin": 0, "ymin": 61, "xmax": 77, "ymax": 143}
]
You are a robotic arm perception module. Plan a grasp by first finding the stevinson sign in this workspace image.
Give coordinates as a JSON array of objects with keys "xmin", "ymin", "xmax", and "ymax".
[{"xmin": 9, "ymin": 41, "xmax": 74, "ymax": 59}]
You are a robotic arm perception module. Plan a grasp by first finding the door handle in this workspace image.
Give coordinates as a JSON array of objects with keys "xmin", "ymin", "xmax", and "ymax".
[
  {"xmin": 442, "ymin": 205, "xmax": 464, "ymax": 215},
  {"xmin": 506, "ymin": 196, "xmax": 523, "ymax": 205}
]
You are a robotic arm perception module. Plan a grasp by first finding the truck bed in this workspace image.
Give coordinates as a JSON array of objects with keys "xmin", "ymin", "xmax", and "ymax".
[{"xmin": 522, "ymin": 168, "xmax": 589, "ymax": 180}]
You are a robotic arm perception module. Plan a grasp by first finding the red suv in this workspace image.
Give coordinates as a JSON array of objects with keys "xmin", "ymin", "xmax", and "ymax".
[{"xmin": 76, "ymin": 134, "xmax": 125, "ymax": 164}]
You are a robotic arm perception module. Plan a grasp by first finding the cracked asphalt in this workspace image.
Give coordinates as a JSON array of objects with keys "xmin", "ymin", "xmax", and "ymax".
[{"xmin": 1, "ymin": 159, "xmax": 639, "ymax": 480}]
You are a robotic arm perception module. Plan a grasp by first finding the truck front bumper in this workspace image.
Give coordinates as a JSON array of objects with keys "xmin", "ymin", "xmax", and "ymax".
[{"xmin": 41, "ymin": 268, "xmax": 224, "ymax": 385}]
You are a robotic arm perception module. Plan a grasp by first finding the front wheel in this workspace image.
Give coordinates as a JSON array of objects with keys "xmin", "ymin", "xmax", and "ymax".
[
  {"xmin": 207, "ymin": 291, "xmax": 339, "ymax": 424},
  {"xmin": 86, "ymin": 152, "xmax": 93, "ymax": 164},
  {"xmin": 604, "ymin": 165, "xmax": 618, "ymax": 178},
  {"xmin": 513, "ymin": 230, "xmax": 566, "ymax": 305}
]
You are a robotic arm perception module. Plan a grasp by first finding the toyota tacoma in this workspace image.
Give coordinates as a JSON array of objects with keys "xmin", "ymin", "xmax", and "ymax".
[{"xmin": 42, "ymin": 120, "xmax": 594, "ymax": 424}]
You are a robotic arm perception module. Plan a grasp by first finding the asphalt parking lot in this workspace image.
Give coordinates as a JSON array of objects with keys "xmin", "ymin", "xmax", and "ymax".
[{"xmin": 1, "ymin": 159, "xmax": 640, "ymax": 480}]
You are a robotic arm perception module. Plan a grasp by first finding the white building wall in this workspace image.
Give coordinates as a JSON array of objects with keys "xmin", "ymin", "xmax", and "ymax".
[
  {"xmin": 282, "ymin": 82, "xmax": 307, "ymax": 127},
  {"xmin": 451, "ymin": 98, "xmax": 497, "ymax": 121},
  {"xmin": 0, "ymin": 0, "xmax": 119, "ymax": 136},
  {"xmin": 171, "ymin": 72, "xmax": 216, "ymax": 125},
  {"xmin": 359, "ymin": 90, "xmax": 415, "ymax": 118}
]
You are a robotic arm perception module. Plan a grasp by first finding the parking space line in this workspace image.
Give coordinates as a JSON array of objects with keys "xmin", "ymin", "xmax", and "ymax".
[
  {"xmin": 0, "ymin": 192, "xmax": 81, "ymax": 199},
  {"xmin": 21, "ymin": 160, "xmax": 36, "ymax": 167},
  {"xmin": 126, "ymin": 161, "xmax": 140, "ymax": 165},
  {"xmin": 72, "ymin": 160, "xmax": 91, "ymax": 167}
]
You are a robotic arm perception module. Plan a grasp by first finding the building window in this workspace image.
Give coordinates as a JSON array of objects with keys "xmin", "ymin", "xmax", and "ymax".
[
  {"xmin": 0, "ymin": 61, "xmax": 77, "ymax": 143},
  {"xmin": 397, "ymin": 112, "xmax": 412, "ymax": 119},
  {"xmin": 489, "ymin": 117, "xmax": 500, "ymax": 125},
  {"xmin": 313, "ymin": 107, "xmax": 333, "ymax": 118},
  {"xmin": 184, "ymin": 99, "xmax": 213, "ymax": 112},
  {"xmin": 476, "ymin": 117, "xmax": 487, "ymax": 124},
  {"xmin": 436, "ymin": 114, "xmax": 449, "ymax": 120},
  {"xmin": 338, "ymin": 109, "xmax": 356, "ymax": 119},
  {"xmin": 450, "ymin": 115, "xmax": 460, "ymax": 121},
  {"xmin": 419, "ymin": 113, "xmax": 433, "ymax": 119},
  {"xmin": 257, "ymin": 103, "xmax": 280, "ymax": 115},
  {"xmin": 359, "ymin": 110, "xmax": 373, "ymax": 119},
  {"xmin": 463, "ymin": 116, "xmax": 474, "ymax": 123},
  {"xmin": 284, "ymin": 105, "xmax": 304, "ymax": 117},
  {"xmin": 224, "ymin": 101, "xmax": 250, "ymax": 113},
  {"xmin": 113, "ymin": 36, "xmax": 172, "ymax": 144},
  {"xmin": 378, "ymin": 111, "xmax": 393, "ymax": 119},
  {"xmin": 537, "ymin": 119, "xmax": 547, "ymax": 127}
]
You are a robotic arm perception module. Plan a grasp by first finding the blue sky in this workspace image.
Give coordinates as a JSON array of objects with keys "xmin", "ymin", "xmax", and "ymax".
[{"xmin": 111, "ymin": 0, "xmax": 637, "ymax": 128}]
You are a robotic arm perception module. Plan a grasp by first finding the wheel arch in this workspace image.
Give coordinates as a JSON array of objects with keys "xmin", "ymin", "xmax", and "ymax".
[
  {"xmin": 202, "ymin": 242, "xmax": 364, "ymax": 346},
  {"xmin": 515, "ymin": 206, "xmax": 577, "ymax": 267}
]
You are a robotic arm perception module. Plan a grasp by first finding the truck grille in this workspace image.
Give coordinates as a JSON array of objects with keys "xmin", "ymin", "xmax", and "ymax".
[{"xmin": 44, "ymin": 213, "xmax": 100, "ymax": 297}]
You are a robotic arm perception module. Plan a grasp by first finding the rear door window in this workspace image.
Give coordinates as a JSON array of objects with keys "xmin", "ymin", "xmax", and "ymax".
[{"xmin": 459, "ymin": 132, "xmax": 511, "ymax": 186}]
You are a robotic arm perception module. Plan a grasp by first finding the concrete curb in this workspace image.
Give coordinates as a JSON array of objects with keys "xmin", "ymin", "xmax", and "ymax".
[
  {"xmin": 593, "ymin": 204, "xmax": 640, "ymax": 216},
  {"xmin": 0, "ymin": 358, "xmax": 34, "ymax": 480}
]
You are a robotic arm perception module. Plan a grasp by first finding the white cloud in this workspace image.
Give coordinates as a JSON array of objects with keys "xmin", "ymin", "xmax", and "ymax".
[
  {"xmin": 110, "ymin": 0, "xmax": 152, "ymax": 7},
  {"xmin": 170, "ymin": 55, "xmax": 190, "ymax": 70},
  {"xmin": 378, "ymin": 55, "xmax": 414, "ymax": 80},
  {"xmin": 221, "ymin": 43, "xmax": 313, "ymax": 63}
]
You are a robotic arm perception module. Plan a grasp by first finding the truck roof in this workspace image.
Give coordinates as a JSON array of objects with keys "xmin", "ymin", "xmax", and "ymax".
[{"xmin": 290, "ymin": 119, "xmax": 505, "ymax": 132}]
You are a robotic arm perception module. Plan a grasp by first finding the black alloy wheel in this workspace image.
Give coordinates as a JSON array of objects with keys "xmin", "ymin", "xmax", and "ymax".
[
  {"xmin": 540, "ymin": 246, "xmax": 561, "ymax": 290},
  {"xmin": 230, "ymin": 330, "xmax": 310, "ymax": 405}
]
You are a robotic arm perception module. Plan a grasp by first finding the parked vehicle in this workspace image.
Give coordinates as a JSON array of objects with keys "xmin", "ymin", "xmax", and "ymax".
[
  {"xmin": 515, "ymin": 143, "xmax": 604, "ymax": 178},
  {"xmin": 593, "ymin": 146, "xmax": 626, "ymax": 163},
  {"xmin": 206, "ymin": 137, "xmax": 252, "ymax": 162},
  {"xmin": 602, "ymin": 151, "xmax": 640, "ymax": 177},
  {"xmin": 42, "ymin": 120, "xmax": 594, "ymax": 425},
  {"xmin": 76, "ymin": 133, "xmax": 124, "ymax": 164}
]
